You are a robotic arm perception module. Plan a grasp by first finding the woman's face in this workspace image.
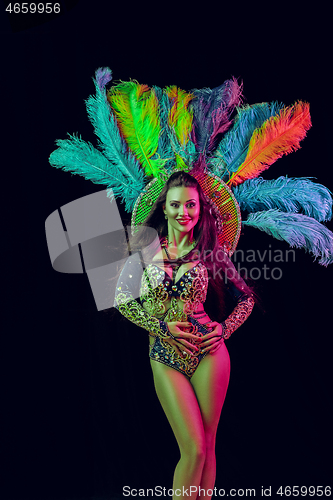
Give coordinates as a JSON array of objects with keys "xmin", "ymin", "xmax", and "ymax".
[{"xmin": 163, "ymin": 186, "xmax": 200, "ymax": 234}]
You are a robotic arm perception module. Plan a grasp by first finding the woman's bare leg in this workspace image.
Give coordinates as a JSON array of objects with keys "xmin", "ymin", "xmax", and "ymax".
[
  {"xmin": 150, "ymin": 360, "xmax": 206, "ymax": 500},
  {"xmin": 190, "ymin": 343, "xmax": 230, "ymax": 499}
]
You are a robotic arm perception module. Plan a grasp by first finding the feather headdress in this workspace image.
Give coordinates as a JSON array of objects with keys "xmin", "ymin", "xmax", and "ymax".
[{"xmin": 49, "ymin": 67, "xmax": 333, "ymax": 265}]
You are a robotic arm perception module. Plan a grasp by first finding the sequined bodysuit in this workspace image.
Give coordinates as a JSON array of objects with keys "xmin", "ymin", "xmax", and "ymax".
[{"xmin": 114, "ymin": 243, "xmax": 254, "ymax": 378}]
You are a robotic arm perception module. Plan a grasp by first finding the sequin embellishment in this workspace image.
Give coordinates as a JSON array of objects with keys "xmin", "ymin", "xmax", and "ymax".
[{"xmin": 221, "ymin": 296, "xmax": 255, "ymax": 339}]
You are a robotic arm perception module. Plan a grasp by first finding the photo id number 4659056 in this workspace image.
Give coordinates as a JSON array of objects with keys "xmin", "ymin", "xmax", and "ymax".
[{"xmin": 5, "ymin": 3, "xmax": 61, "ymax": 14}]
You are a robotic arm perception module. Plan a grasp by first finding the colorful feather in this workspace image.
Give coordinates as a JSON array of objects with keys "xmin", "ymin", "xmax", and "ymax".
[
  {"xmin": 107, "ymin": 81, "xmax": 168, "ymax": 178},
  {"xmin": 190, "ymin": 78, "xmax": 242, "ymax": 161},
  {"xmin": 233, "ymin": 176, "xmax": 333, "ymax": 222},
  {"xmin": 227, "ymin": 101, "xmax": 312, "ymax": 187},
  {"xmin": 95, "ymin": 67, "xmax": 112, "ymax": 91},
  {"xmin": 242, "ymin": 209, "xmax": 333, "ymax": 266},
  {"xmin": 211, "ymin": 101, "xmax": 284, "ymax": 179},
  {"xmin": 49, "ymin": 134, "xmax": 141, "ymax": 211},
  {"xmin": 152, "ymin": 86, "xmax": 175, "ymax": 173},
  {"xmin": 166, "ymin": 85, "xmax": 194, "ymax": 146},
  {"xmin": 164, "ymin": 85, "xmax": 197, "ymax": 171},
  {"xmin": 85, "ymin": 68, "xmax": 146, "ymax": 199},
  {"xmin": 209, "ymin": 78, "xmax": 243, "ymax": 147}
]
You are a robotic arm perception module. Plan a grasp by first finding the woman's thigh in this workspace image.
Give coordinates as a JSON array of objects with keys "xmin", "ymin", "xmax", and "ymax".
[
  {"xmin": 150, "ymin": 359, "xmax": 205, "ymax": 453},
  {"xmin": 190, "ymin": 343, "xmax": 230, "ymax": 432}
]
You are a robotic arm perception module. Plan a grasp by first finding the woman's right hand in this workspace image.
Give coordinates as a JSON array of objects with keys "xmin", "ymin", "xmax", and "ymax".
[{"xmin": 165, "ymin": 322, "xmax": 200, "ymax": 357}]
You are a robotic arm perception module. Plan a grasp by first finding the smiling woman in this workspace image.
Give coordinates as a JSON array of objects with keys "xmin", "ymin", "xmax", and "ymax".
[{"xmin": 114, "ymin": 171, "xmax": 255, "ymax": 498}]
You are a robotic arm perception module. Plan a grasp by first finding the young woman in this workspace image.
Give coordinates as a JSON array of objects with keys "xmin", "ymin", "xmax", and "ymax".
[
  {"xmin": 48, "ymin": 68, "xmax": 332, "ymax": 499},
  {"xmin": 114, "ymin": 171, "xmax": 255, "ymax": 499}
]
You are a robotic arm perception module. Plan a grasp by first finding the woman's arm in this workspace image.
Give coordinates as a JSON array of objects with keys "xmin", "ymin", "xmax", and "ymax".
[
  {"xmin": 114, "ymin": 253, "xmax": 202, "ymax": 354},
  {"xmin": 221, "ymin": 295, "xmax": 255, "ymax": 339},
  {"xmin": 114, "ymin": 253, "xmax": 170, "ymax": 338},
  {"xmin": 198, "ymin": 295, "xmax": 255, "ymax": 353},
  {"xmin": 198, "ymin": 271, "xmax": 255, "ymax": 353}
]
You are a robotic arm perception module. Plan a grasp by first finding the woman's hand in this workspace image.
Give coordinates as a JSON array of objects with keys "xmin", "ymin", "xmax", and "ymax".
[
  {"xmin": 196, "ymin": 321, "xmax": 224, "ymax": 354},
  {"xmin": 165, "ymin": 322, "xmax": 201, "ymax": 357}
]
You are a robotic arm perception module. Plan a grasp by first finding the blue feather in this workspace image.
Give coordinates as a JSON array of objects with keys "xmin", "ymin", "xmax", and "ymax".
[
  {"xmin": 233, "ymin": 176, "xmax": 333, "ymax": 222},
  {"xmin": 211, "ymin": 101, "xmax": 284, "ymax": 179},
  {"xmin": 49, "ymin": 134, "xmax": 141, "ymax": 211},
  {"xmin": 243, "ymin": 209, "xmax": 333, "ymax": 266},
  {"xmin": 85, "ymin": 68, "xmax": 146, "ymax": 201}
]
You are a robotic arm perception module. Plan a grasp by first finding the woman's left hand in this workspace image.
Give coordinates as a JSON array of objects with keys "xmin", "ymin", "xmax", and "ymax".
[{"xmin": 197, "ymin": 322, "xmax": 224, "ymax": 354}]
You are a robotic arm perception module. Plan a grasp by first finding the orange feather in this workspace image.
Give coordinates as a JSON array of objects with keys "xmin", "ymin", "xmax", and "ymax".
[
  {"xmin": 166, "ymin": 86, "xmax": 193, "ymax": 146},
  {"xmin": 227, "ymin": 101, "xmax": 312, "ymax": 187}
]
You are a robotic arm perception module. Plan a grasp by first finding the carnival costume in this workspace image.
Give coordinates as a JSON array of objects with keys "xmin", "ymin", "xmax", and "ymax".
[{"xmin": 49, "ymin": 67, "xmax": 333, "ymax": 378}]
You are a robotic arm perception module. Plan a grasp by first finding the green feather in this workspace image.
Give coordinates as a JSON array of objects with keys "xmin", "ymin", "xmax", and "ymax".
[{"xmin": 108, "ymin": 81, "xmax": 168, "ymax": 179}]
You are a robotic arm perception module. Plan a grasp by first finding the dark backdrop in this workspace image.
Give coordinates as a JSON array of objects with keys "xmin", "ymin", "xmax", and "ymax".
[{"xmin": 2, "ymin": 2, "xmax": 332, "ymax": 499}]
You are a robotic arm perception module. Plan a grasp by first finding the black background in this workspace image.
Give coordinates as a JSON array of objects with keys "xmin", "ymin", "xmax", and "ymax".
[{"xmin": 2, "ymin": 1, "xmax": 332, "ymax": 499}]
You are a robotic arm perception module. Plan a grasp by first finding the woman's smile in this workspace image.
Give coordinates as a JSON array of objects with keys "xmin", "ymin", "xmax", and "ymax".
[{"xmin": 177, "ymin": 218, "xmax": 192, "ymax": 225}]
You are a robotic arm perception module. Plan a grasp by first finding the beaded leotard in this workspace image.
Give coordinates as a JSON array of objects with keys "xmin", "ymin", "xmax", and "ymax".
[{"xmin": 114, "ymin": 243, "xmax": 254, "ymax": 378}]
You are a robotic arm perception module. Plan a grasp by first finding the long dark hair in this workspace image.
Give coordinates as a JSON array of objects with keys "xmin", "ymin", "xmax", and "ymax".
[{"xmin": 130, "ymin": 171, "xmax": 230, "ymax": 321}]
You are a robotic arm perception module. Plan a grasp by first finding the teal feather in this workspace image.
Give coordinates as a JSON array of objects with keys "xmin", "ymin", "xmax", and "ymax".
[
  {"xmin": 49, "ymin": 134, "xmax": 142, "ymax": 211},
  {"xmin": 211, "ymin": 101, "xmax": 284, "ymax": 179},
  {"xmin": 167, "ymin": 127, "xmax": 197, "ymax": 171},
  {"xmin": 243, "ymin": 209, "xmax": 333, "ymax": 266},
  {"xmin": 85, "ymin": 69, "xmax": 146, "ymax": 198},
  {"xmin": 233, "ymin": 176, "xmax": 332, "ymax": 222}
]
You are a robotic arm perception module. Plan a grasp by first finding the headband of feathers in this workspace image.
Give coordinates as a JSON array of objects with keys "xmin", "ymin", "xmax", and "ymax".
[{"xmin": 49, "ymin": 67, "xmax": 333, "ymax": 266}]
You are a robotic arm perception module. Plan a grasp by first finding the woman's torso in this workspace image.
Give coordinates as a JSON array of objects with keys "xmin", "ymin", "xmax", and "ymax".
[{"xmin": 139, "ymin": 244, "xmax": 211, "ymax": 332}]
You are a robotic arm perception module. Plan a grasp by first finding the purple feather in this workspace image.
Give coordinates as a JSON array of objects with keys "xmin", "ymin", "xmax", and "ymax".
[
  {"xmin": 95, "ymin": 67, "xmax": 112, "ymax": 91},
  {"xmin": 190, "ymin": 78, "xmax": 243, "ymax": 158},
  {"xmin": 209, "ymin": 78, "xmax": 243, "ymax": 146}
]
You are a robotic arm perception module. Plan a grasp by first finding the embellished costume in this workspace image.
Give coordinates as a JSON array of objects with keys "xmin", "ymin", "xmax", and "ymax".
[{"xmin": 114, "ymin": 244, "xmax": 254, "ymax": 378}]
